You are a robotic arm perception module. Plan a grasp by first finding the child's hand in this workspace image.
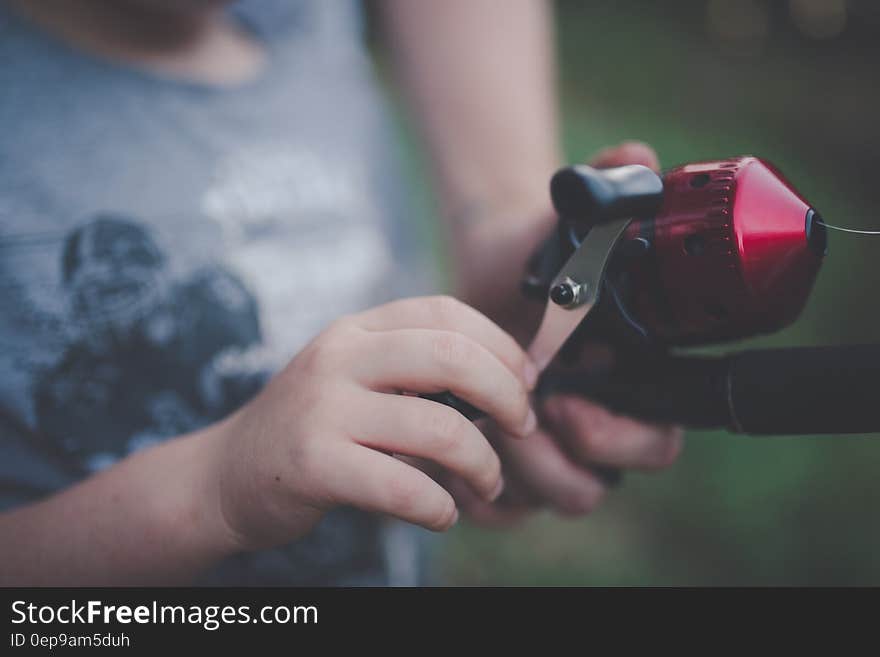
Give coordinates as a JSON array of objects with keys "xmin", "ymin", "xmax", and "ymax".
[{"xmin": 210, "ymin": 296, "xmax": 537, "ymax": 550}]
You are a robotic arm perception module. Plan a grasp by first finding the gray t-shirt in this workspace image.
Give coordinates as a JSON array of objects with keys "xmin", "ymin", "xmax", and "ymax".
[{"xmin": 0, "ymin": 0, "xmax": 431, "ymax": 585}]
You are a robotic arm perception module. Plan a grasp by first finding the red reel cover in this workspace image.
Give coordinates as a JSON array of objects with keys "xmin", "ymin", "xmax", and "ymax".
[{"xmin": 624, "ymin": 156, "xmax": 825, "ymax": 344}]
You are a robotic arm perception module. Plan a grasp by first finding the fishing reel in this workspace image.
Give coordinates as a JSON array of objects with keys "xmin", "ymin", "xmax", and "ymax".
[
  {"xmin": 526, "ymin": 156, "xmax": 826, "ymax": 346},
  {"xmin": 430, "ymin": 155, "xmax": 876, "ymax": 435},
  {"xmin": 525, "ymin": 155, "xmax": 876, "ymax": 435}
]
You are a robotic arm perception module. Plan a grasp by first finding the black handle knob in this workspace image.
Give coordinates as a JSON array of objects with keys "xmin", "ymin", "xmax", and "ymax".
[{"xmin": 550, "ymin": 164, "xmax": 664, "ymax": 231}]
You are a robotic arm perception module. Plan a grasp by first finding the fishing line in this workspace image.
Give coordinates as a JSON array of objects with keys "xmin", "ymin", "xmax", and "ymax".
[{"xmin": 816, "ymin": 220, "xmax": 880, "ymax": 235}]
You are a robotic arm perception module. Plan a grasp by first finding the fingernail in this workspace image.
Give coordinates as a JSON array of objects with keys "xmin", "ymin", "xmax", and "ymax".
[
  {"xmin": 449, "ymin": 508, "xmax": 460, "ymax": 527},
  {"xmin": 521, "ymin": 408, "xmax": 537, "ymax": 436},
  {"xmin": 488, "ymin": 476, "xmax": 505, "ymax": 502},
  {"xmin": 523, "ymin": 360, "xmax": 539, "ymax": 391}
]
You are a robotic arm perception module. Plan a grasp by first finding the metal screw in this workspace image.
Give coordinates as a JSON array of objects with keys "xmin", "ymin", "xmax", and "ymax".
[{"xmin": 550, "ymin": 277, "xmax": 587, "ymax": 308}]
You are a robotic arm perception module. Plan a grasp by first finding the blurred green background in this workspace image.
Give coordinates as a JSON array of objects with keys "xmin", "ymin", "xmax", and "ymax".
[{"xmin": 373, "ymin": 0, "xmax": 880, "ymax": 585}]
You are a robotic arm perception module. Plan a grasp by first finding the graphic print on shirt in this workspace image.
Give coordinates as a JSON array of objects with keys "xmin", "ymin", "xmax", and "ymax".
[{"xmin": 31, "ymin": 215, "xmax": 265, "ymax": 472}]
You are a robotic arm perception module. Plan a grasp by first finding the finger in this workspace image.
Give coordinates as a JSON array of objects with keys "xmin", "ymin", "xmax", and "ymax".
[
  {"xmin": 328, "ymin": 444, "xmax": 459, "ymax": 532},
  {"xmin": 351, "ymin": 295, "xmax": 537, "ymax": 390},
  {"xmin": 590, "ymin": 140, "xmax": 660, "ymax": 172},
  {"xmin": 542, "ymin": 395, "xmax": 684, "ymax": 470},
  {"xmin": 493, "ymin": 471, "xmax": 544, "ymax": 508},
  {"xmin": 446, "ymin": 476, "xmax": 530, "ymax": 528},
  {"xmin": 353, "ymin": 328, "xmax": 536, "ymax": 438},
  {"xmin": 351, "ymin": 391, "xmax": 503, "ymax": 501},
  {"xmin": 497, "ymin": 427, "xmax": 607, "ymax": 516}
]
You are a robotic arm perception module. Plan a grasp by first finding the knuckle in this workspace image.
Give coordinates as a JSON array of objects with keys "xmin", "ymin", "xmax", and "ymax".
[
  {"xmin": 426, "ymin": 410, "xmax": 499, "ymax": 496},
  {"xmin": 299, "ymin": 333, "xmax": 349, "ymax": 375},
  {"xmin": 325, "ymin": 316, "xmax": 357, "ymax": 337},
  {"xmin": 427, "ymin": 408, "xmax": 467, "ymax": 453},
  {"xmin": 430, "ymin": 332, "xmax": 471, "ymax": 371},
  {"xmin": 296, "ymin": 343, "xmax": 325, "ymax": 376},
  {"xmin": 426, "ymin": 294, "xmax": 466, "ymax": 322}
]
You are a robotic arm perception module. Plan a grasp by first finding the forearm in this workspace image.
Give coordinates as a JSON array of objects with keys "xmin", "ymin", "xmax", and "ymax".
[
  {"xmin": 0, "ymin": 423, "xmax": 237, "ymax": 586},
  {"xmin": 381, "ymin": 0, "xmax": 562, "ymax": 324},
  {"xmin": 381, "ymin": 0, "xmax": 562, "ymax": 225}
]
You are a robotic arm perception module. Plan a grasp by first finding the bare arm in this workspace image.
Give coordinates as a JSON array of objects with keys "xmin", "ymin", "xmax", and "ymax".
[
  {"xmin": 380, "ymin": 0, "xmax": 562, "ymax": 322},
  {"xmin": 0, "ymin": 426, "xmax": 237, "ymax": 585},
  {"xmin": 380, "ymin": 0, "xmax": 560, "ymax": 216}
]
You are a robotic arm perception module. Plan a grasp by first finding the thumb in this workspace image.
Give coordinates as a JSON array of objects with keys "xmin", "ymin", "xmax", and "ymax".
[{"xmin": 589, "ymin": 140, "xmax": 660, "ymax": 172}]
